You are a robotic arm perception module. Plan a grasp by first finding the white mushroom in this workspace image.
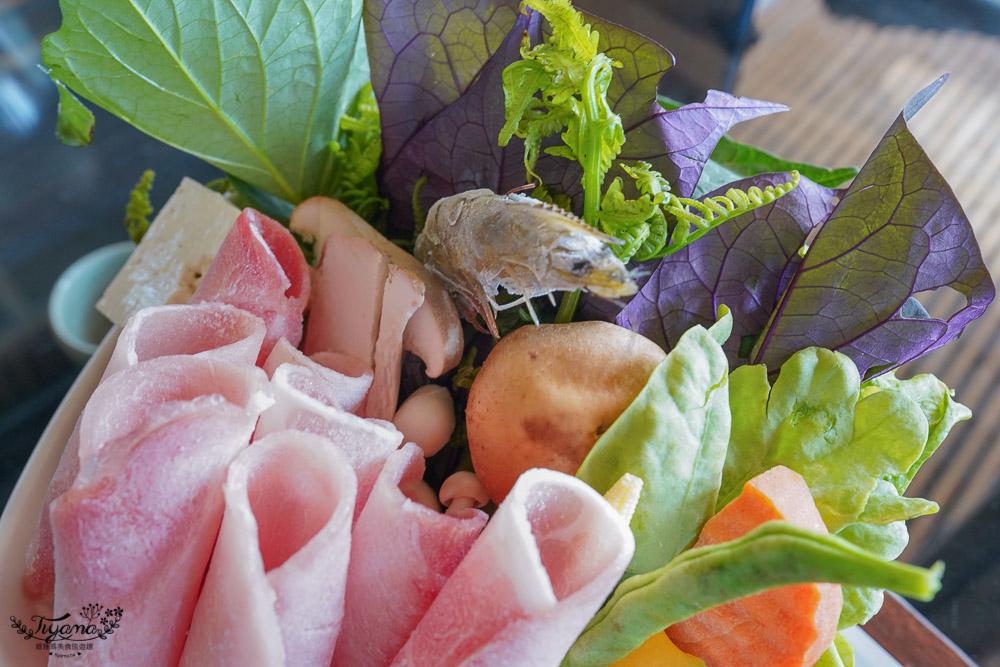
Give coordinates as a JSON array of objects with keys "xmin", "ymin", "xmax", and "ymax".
[
  {"xmin": 439, "ymin": 471, "xmax": 489, "ymax": 516},
  {"xmin": 401, "ymin": 479, "xmax": 441, "ymax": 512},
  {"xmin": 363, "ymin": 265, "xmax": 425, "ymax": 420},
  {"xmin": 392, "ymin": 385, "xmax": 456, "ymax": 457},
  {"xmin": 302, "ymin": 233, "xmax": 389, "ymax": 368}
]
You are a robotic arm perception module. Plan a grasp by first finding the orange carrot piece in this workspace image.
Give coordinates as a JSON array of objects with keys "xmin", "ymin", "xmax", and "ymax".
[{"xmin": 664, "ymin": 465, "xmax": 843, "ymax": 667}]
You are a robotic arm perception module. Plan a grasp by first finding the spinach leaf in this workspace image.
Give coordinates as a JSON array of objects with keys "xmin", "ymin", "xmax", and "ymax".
[
  {"xmin": 44, "ymin": 0, "xmax": 370, "ymax": 203},
  {"xmin": 576, "ymin": 309, "xmax": 732, "ymax": 575}
]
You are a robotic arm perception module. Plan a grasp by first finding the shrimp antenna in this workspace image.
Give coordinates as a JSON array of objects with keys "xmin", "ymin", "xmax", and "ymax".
[{"xmin": 504, "ymin": 183, "xmax": 538, "ymax": 195}]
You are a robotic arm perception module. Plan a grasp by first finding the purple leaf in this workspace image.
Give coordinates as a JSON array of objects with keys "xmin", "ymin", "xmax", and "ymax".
[
  {"xmin": 373, "ymin": 5, "xmax": 678, "ymax": 235},
  {"xmin": 621, "ymin": 91, "xmax": 789, "ymax": 198},
  {"xmin": 750, "ymin": 77, "xmax": 995, "ymax": 378},
  {"xmin": 615, "ymin": 173, "xmax": 838, "ymax": 364},
  {"xmin": 364, "ymin": 0, "xmax": 521, "ymax": 165},
  {"xmin": 379, "ymin": 11, "xmax": 542, "ymax": 237}
]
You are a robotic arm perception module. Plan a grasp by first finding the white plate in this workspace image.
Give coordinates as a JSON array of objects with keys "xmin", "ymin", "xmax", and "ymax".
[{"xmin": 0, "ymin": 327, "xmax": 118, "ymax": 667}]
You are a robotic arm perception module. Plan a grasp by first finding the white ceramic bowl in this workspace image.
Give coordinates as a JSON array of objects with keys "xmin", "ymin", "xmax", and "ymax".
[{"xmin": 48, "ymin": 241, "xmax": 134, "ymax": 364}]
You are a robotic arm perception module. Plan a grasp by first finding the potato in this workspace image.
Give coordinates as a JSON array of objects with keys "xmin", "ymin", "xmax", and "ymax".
[{"xmin": 467, "ymin": 321, "xmax": 666, "ymax": 504}]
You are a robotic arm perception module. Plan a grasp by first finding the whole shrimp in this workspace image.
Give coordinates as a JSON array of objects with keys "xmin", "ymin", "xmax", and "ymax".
[{"xmin": 415, "ymin": 188, "xmax": 637, "ymax": 337}]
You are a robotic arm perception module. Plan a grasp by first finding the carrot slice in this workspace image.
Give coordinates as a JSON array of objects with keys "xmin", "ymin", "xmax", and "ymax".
[
  {"xmin": 611, "ymin": 631, "xmax": 705, "ymax": 666},
  {"xmin": 664, "ymin": 465, "xmax": 843, "ymax": 667}
]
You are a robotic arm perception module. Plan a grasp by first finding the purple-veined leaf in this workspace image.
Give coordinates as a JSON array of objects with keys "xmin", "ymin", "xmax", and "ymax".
[
  {"xmin": 373, "ymin": 5, "xmax": 678, "ymax": 234},
  {"xmin": 363, "ymin": 0, "xmax": 520, "ymax": 165},
  {"xmin": 750, "ymin": 76, "xmax": 995, "ymax": 378},
  {"xmin": 615, "ymin": 172, "xmax": 838, "ymax": 364},
  {"xmin": 379, "ymin": 11, "xmax": 543, "ymax": 238},
  {"xmin": 621, "ymin": 92, "xmax": 789, "ymax": 198}
]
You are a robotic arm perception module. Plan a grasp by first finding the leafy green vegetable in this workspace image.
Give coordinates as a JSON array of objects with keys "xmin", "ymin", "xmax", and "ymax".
[
  {"xmin": 748, "ymin": 76, "xmax": 994, "ymax": 379},
  {"xmin": 53, "ymin": 78, "xmax": 93, "ymax": 147},
  {"xmin": 576, "ymin": 308, "xmax": 733, "ymax": 575},
  {"xmin": 499, "ymin": 0, "xmax": 623, "ymax": 224},
  {"xmin": 863, "ymin": 371, "xmax": 971, "ymax": 491},
  {"xmin": 124, "ymin": 170, "xmax": 155, "ymax": 244},
  {"xmin": 656, "ymin": 95, "xmax": 859, "ymax": 190},
  {"xmin": 322, "ymin": 83, "xmax": 388, "ymax": 225},
  {"xmin": 43, "ymin": 0, "xmax": 370, "ymax": 203},
  {"xmin": 720, "ymin": 347, "xmax": 928, "ymax": 532},
  {"xmin": 710, "ymin": 136, "xmax": 858, "ymax": 188},
  {"xmin": 563, "ymin": 521, "xmax": 943, "ymax": 667},
  {"xmin": 815, "ymin": 632, "xmax": 855, "ymax": 667}
]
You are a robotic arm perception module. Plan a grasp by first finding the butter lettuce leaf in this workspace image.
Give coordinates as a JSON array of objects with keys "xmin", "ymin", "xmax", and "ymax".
[
  {"xmin": 816, "ymin": 632, "xmax": 856, "ymax": 667},
  {"xmin": 576, "ymin": 310, "xmax": 733, "ymax": 575},
  {"xmin": 721, "ymin": 347, "xmax": 928, "ymax": 532},
  {"xmin": 863, "ymin": 371, "xmax": 972, "ymax": 491},
  {"xmin": 44, "ymin": 0, "xmax": 370, "ymax": 203}
]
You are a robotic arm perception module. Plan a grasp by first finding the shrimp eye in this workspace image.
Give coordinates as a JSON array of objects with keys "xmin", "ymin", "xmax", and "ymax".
[{"xmin": 570, "ymin": 260, "xmax": 592, "ymax": 276}]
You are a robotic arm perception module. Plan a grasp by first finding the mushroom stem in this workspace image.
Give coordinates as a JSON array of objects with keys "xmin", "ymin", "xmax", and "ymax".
[{"xmin": 445, "ymin": 497, "xmax": 476, "ymax": 515}]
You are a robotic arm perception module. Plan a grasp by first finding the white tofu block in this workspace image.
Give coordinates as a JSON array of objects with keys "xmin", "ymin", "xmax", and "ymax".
[{"xmin": 97, "ymin": 177, "xmax": 240, "ymax": 326}]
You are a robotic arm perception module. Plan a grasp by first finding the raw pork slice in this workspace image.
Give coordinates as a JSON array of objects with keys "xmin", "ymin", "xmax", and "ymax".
[
  {"xmin": 391, "ymin": 469, "xmax": 635, "ymax": 667},
  {"xmin": 263, "ymin": 337, "xmax": 372, "ymax": 413},
  {"xmin": 50, "ymin": 395, "xmax": 258, "ymax": 667},
  {"xmin": 255, "ymin": 376, "xmax": 401, "ymax": 519},
  {"xmin": 335, "ymin": 444, "xmax": 487, "ymax": 666},
  {"xmin": 180, "ymin": 431, "xmax": 357, "ymax": 667},
  {"xmin": 104, "ymin": 303, "xmax": 266, "ymax": 378},
  {"xmin": 191, "ymin": 208, "xmax": 310, "ymax": 363},
  {"xmin": 23, "ymin": 354, "xmax": 271, "ymax": 602}
]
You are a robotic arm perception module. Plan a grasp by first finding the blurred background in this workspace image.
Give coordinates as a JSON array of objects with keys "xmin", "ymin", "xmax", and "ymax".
[{"xmin": 1, "ymin": 0, "xmax": 998, "ymax": 662}]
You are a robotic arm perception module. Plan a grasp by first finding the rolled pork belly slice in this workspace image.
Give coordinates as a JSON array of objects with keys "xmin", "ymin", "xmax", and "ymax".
[
  {"xmin": 255, "ymin": 374, "xmax": 401, "ymax": 520},
  {"xmin": 180, "ymin": 431, "xmax": 357, "ymax": 667},
  {"xmin": 262, "ymin": 337, "xmax": 372, "ymax": 414},
  {"xmin": 23, "ymin": 354, "xmax": 272, "ymax": 603},
  {"xmin": 335, "ymin": 444, "xmax": 487, "ymax": 667},
  {"xmin": 104, "ymin": 303, "xmax": 266, "ymax": 378},
  {"xmin": 391, "ymin": 468, "xmax": 635, "ymax": 667},
  {"xmin": 191, "ymin": 208, "xmax": 311, "ymax": 364},
  {"xmin": 50, "ymin": 395, "xmax": 260, "ymax": 667}
]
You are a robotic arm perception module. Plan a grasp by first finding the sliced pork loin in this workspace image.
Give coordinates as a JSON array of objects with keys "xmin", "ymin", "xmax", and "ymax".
[
  {"xmin": 104, "ymin": 303, "xmax": 267, "ymax": 379},
  {"xmin": 23, "ymin": 332, "xmax": 270, "ymax": 602},
  {"xmin": 50, "ymin": 394, "xmax": 261, "ymax": 667},
  {"xmin": 262, "ymin": 337, "xmax": 372, "ymax": 414},
  {"xmin": 254, "ymin": 376, "xmax": 402, "ymax": 521},
  {"xmin": 191, "ymin": 208, "xmax": 311, "ymax": 364},
  {"xmin": 335, "ymin": 444, "xmax": 488, "ymax": 666},
  {"xmin": 391, "ymin": 469, "xmax": 635, "ymax": 667},
  {"xmin": 180, "ymin": 431, "xmax": 357, "ymax": 667}
]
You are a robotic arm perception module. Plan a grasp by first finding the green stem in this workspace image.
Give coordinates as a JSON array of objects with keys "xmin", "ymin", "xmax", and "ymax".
[
  {"xmin": 555, "ymin": 289, "xmax": 581, "ymax": 323},
  {"xmin": 558, "ymin": 61, "xmax": 607, "ymax": 325}
]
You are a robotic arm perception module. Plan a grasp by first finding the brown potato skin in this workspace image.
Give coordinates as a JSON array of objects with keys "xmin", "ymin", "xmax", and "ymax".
[{"xmin": 467, "ymin": 321, "xmax": 666, "ymax": 504}]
